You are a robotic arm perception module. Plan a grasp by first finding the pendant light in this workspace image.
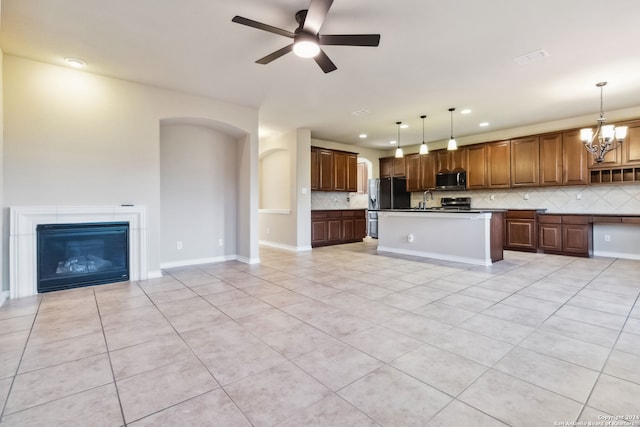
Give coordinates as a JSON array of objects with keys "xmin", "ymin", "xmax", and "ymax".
[
  {"xmin": 447, "ymin": 108, "xmax": 458, "ymax": 150},
  {"xmin": 419, "ymin": 115, "xmax": 429, "ymax": 155},
  {"xmin": 395, "ymin": 121, "xmax": 404, "ymax": 158}
]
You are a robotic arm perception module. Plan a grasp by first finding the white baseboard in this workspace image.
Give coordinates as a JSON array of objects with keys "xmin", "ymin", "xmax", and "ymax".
[
  {"xmin": 0, "ymin": 290, "xmax": 9, "ymax": 308},
  {"xmin": 160, "ymin": 255, "xmax": 237, "ymax": 270},
  {"xmin": 236, "ymin": 255, "xmax": 261, "ymax": 265},
  {"xmin": 259, "ymin": 240, "xmax": 312, "ymax": 252},
  {"xmin": 146, "ymin": 270, "xmax": 164, "ymax": 279},
  {"xmin": 593, "ymin": 250, "xmax": 640, "ymax": 260},
  {"xmin": 376, "ymin": 245, "xmax": 493, "ymax": 266}
]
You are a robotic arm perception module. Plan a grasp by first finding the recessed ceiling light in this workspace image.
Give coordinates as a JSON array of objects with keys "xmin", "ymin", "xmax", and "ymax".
[
  {"xmin": 351, "ymin": 109, "xmax": 371, "ymax": 116},
  {"xmin": 400, "ymin": 124, "xmax": 409, "ymax": 129},
  {"xmin": 359, "ymin": 134, "xmax": 367, "ymax": 139},
  {"xmin": 65, "ymin": 57, "xmax": 86, "ymax": 68},
  {"xmin": 460, "ymin": 109, "xmax": 472, "ymax": 115},
  {"xmin": 479, "ymin": 122, "xmax": 490, "ymax": 127},
  {"xmin": 389, "ymin": 140, "xmax": 397, "ymax": 145}
]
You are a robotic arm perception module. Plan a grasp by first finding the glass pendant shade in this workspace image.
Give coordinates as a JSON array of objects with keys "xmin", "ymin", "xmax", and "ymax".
[
  {"xmin": 447, "ymin": 138, "xmax": 457, "ymax": 150},
  {"xmin": 395, "ymin": 147, "xmax": 404, "ymax": 158},
  {"xmin": 419, "ymin": 143, "xmax": 429, "ymax": 155}
]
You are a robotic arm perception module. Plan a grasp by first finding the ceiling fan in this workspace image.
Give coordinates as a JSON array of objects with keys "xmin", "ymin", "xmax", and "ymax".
[{"xmin": 232, "ymin": 0, "xmax": 381, "ymax": 73}]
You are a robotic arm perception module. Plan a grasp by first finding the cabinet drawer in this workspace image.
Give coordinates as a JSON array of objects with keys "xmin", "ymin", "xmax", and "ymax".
[
  {"xmin": 622, "ymin": 217, "xmax": 640, "ymax": 224},
  {"xmin": 506, "ymin": 210, "xmax": 537, "ymax": 220},
  {"xmin": 538, "ymin": 215, "xmax": 562, "ymax": 224},
  {"xmin": 592, "ymin": 216, "xmax": 621, "ymax": 223},
  {"xmin": 562, "ymin": 215, "xmax": 590, "ymax": 225}
]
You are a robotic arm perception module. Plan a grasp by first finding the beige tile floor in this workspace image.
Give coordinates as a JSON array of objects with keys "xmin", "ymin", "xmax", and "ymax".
[{"xmin": 1, "ymin": 242, "xmax": 639, "ymax": 426}]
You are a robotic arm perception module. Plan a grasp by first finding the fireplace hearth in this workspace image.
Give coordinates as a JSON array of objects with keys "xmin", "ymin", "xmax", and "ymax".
[{"xmin": 37, "ymin": 222, "xmax": 130, "ymax": 293}]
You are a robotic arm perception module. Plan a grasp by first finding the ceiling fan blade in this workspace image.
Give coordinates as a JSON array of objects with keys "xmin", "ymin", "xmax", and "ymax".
[
  {"xmin": 256, "ymin": 44, "xmax": 294, "ymax": 64},
  {"xmin": 319, "ymin": 34, "xmax": 381, "ymax": 47},
  {"xmin": 314, "ymin": 49, "xmax": 337, "ymax": 73},
  {"xmin": 232, "ymin": 16, "xmax": 295, "ymax": 38},
  {"xmin": 303, "ymin": 0, "xmax": 334, "ymax": 34}
]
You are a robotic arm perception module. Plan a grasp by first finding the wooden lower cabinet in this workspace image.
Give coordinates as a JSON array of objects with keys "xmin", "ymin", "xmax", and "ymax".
[
  {"xmin": 311, "ymin": 209, "xmax": 367, "ymax": 247},
  {"xmin": 538, "ymin": 214, "xmax": 592, "ymax": 257},
  {"xmin": 504, "ymin": 210, "xmax": 538, "ymax": 252}
]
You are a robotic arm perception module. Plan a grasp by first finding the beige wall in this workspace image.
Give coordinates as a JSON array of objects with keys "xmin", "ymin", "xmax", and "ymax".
[
  {"xmin": 2, "ymin": 55, "xmax": 260, "ymax": 287},
  {"xmin": 258, "ymin": 128, "xmax": 311, "ymax": 251}
]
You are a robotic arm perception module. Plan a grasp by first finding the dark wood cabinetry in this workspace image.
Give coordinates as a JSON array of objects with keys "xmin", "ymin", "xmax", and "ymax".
[
  {"xmin": 311, "ymin": 209, "xmax": 367, "ymax": 247},
  {"xmin": 504, "ymin": 210, "xmax": 538, "ymax": 252},
  {"xmin": 380, "ymin": 157, "xmax": 406, "ymax": 178},
  {"xmin": 436, "ymin": 148, "xmax": 466, "ymax": 172},
  {"xmin": 539, "ymin": 133, "xmax": 563, "ymax": 186},
  {"xmin": 511, "ymin": 137, "xmax": 540, "ymax": 187},
  {"xmin": 420, "ymin": 153, "xmax": 437, "ymax": 190},
  {"xmin": 311, "ymin": 147, "xmax": 357, "ymax": 192},
  {"xmin": 624, "ymin": 120, "xmax": 640, "ymax": 165},
  {"xmin": 538, "ymin": 214, "xmax": 592, "ymax": 257},
  {"xmin": 466, "ymin": 144, "xmax": 487, "ymax": 189},
  {"xmin": 563, "ymin": 130, "xmax": 590, "ymax": 186},
  {"xmin": 405, "ymin": 154, "xmax": 421, "ymax": 192},
  {"xmin": 487, "ymin": 141, "xmax": 511, "ymax": 188}
]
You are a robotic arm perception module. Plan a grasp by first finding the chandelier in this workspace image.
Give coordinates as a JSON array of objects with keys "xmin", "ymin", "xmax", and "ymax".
[{"xmin": 580, "ymin": 82, "xmax": 627, "ymax": 163}]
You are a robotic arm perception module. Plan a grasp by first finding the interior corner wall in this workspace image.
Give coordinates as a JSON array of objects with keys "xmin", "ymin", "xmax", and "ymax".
[
  {"xmin": 2, "ymin": 55, "xmax": 259, "ymax": 286},
  {"xmin": 295, "ymin": 128, "xmax": 311, "ymax": 249},
  {"xmin": 159, "ymin": 123, "xmax": 238, "ymax": 265},
  {"xmin": 0, "ymin": 50, "xmax": 5, "ymax": 299}
]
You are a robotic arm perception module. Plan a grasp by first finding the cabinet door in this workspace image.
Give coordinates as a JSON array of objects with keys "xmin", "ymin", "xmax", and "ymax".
[
  {"xmin": 436, "ymin": 150, "xmax": 450, "ymax": 172},
  {"xmin": 563, "ymin": 130, "xmax": 589, "ymax": 185},
  {"xmin": 310, "ymin": 148, "xmax": 319, "ymax": 190},
  {"xmin": 466, "ymin": 144, "xmax": 487, "ymax": 189},
  {"xmin": 318, "ymin": 149, "xmax": 333, "ymax": 190},
  {"xmin": 487, "ymin": 141, "xmax": 511, "ymax": 188},
  {"xmin": 405, "ymin": 154, "xmax": 421, "ymax": 191},
  {"xmin": 505, "ymin": 219, "xmax": 536, "ymax": 251},
  {"xmin": 346, "ymin": 154, "xmax": 358, "ymax": 192},
  {"xmin": 538, "ymin": 223, "xmax": 562, "ymax": 252},
  {"xmin": 311, "ymin": 219, "xmax": 327, "ymax": 246},
  {"xmin": 539, "ymin": 133, "xmax": 563, "ymax": 186},
  {"xmin": 420, "ymin": 154, "xmax": 436, "ymax": 190},
  {"xmin": 342, "ymin": 218, "xmax": 355, "ymax": 241},
  {"xmin": 356, "ymin": 161, "xmax": 368, "ymax": 194},
  {"xmin": 562, "ymin": 224, "xmax": 591, "ymax": 256},
  {"xmin": 623, "ymin": 120, "xmax": 640, "ymax": 165},
  {"xmin": 393, "ymin": 157, "xmax": 406, "ymax": 177},
  {"xmin": 450, "ymin": 148, "xmax": 466, "ymax": 171},
  {"xmin": 327, "ymin": 218, "xmax": 341, "ymax": 243},
  {"xmin": 333, "ymin": 152, "xmax": 346, "ymax": 191},
  {"xmin": 588, "ymin": 139, "xmax": 621, "ymax": 168},
  {"xmin": 355, "ymin": 216, "xmax": 367, "ymax": 240},
  {"xmin": 380, "ymin": 158, "xmax": 393, "ymax": 178},
  {"xmin": 511, "ymin": 136, "xmax": 540, "ymax": 187}
]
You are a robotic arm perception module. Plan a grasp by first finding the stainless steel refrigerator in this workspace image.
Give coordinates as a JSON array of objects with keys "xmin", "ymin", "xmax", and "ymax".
[{"xmin": 368, "ymin": 177, "xmax": 411, "ymax": 238}]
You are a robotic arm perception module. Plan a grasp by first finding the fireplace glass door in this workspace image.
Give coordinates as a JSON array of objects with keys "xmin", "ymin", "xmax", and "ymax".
[{"xmin": 37, "ymin": 222, "xmax": 129, "ymax": 293}]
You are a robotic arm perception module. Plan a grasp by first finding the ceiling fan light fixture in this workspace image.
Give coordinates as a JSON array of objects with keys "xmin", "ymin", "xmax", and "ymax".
[{"xmin": 293, "ymin": 34, "xmax": 320, "ymax": 58}]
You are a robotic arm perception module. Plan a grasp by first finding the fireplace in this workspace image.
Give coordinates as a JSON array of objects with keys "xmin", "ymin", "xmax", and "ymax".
[
  {"xmin": 10, "ymin": 205, "xmax": 149, "ymax": 299},
  {"xmin": 37, "ymin": 222, "xmax": 130, "ymax": 293}
]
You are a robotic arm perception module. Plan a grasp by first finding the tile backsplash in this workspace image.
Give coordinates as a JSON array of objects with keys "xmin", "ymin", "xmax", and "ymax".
[
  {"xmin": 411, "ymin": 183, "xmax": 640, "ymax": 214},
  {"xmin": 311, "ymin": 191, "xmax": 369, "ymax": 210}
]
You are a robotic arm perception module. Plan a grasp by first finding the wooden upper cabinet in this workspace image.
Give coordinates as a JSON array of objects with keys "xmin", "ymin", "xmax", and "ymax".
[
  {"xmin": 466, "ymin": 144, "xmax": 487, "ymax": 189},
  {"xmin": 393, "ymin": 157, "xmax": 406, "ymax": 177},
  {"xmin": 380, "ymin": 156, "xmax": 406, "ymax": 178},
  {"xmin": 623, "ymin": 120, "xmax": 640, "ymax": 165},
  {"xmin": 380, "ymin": 157, "xmax": 393, "ymax": 178},
  {"xmin": 435, "ymin": 148, "xmax": 466, "ymax": 173},
  {"xmin": 510, "ymin": 136, "xmax": 540, "ymax": 187},
  {"xmin": 311, "ymin": 147, "xmax": 357, "ymax": 192},
  {"xmin": 486, "ymin": 141, "xmax": 511, "ymax": 188},
  {"xmin": 405, "ymin": 154, "xmax": 421, "ymax": 192},
  {"xmin": 310, "ymin": 147, "xmax": 319, "ymax": 190},
  {"xmin": 333, "ymin": 151, "xmax": 347, "ymax": 191},
  {"xmin": 562, "ymin": 130, "xmax": 589, "ymax": 185},
  {"xmin": 356, "ymin": 161, "xmax": 368, "ymax": 194},
  {"xmin": 539, "ymin": 133, "xmax": 563, "ymax": 186},
  {"xmin": 318, "ymin": 148, "xmax": 333, "ymax": 190},
  {"xmin": 420, "ymin": 153, "xmax": 437, "ymax": 190}
]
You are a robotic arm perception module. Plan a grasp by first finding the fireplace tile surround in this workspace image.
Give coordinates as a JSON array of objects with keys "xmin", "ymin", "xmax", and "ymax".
[{"xmin": 9, "ymin": 206, "xmax": 148, "ymax": 299}]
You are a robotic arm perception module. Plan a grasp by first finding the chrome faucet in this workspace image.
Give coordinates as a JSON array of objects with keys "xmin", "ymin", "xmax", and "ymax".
[{"xmin": 422, "ymin": 190, "xmax": 433, "ymax": 208}]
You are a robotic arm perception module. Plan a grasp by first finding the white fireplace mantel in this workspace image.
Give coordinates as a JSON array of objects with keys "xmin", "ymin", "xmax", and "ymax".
[{"xmin": 9, "ymin": 205, "xmax": 148, "ymax": 299}]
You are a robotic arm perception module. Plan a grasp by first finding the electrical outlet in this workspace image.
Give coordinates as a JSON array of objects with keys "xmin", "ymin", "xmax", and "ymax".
[
  {"xmin": 218, "ymin": 238, "xmax": 223, "ymax": 246},
  {"xmin": 176, "ymin": 241, "xmax": 183, "ymax": 250},
  {"xmin": 604, "ymin": 234, "xmax": 611, "ymax": 242},
  {"xmin": 576, "ymin": 192, "xmax": 583, "ymax": 200},
  {"xmin": 490, "ymin": 194, "xmax": 495, "ymax": 201},
  {"xmin": 523, "ymin": 194, "xmax": 529, "ymax": 200},
  {"xmin": 266, "ymin": 227, "xmax": 270, "ymax": 235}
]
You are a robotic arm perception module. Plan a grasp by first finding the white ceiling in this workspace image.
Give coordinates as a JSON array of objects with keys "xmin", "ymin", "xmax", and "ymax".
[{"xmin": 2, "ymin": 0, "xmax": 640, "ymax": 149}]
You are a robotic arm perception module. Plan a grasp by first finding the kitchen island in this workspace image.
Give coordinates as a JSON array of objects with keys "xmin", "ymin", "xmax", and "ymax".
[{"xmin": 377, "ymin": 210, "xmax": 504, "ymax": 265}]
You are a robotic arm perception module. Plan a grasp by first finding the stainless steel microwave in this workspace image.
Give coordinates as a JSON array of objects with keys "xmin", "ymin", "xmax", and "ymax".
[{"xmin": 435, "ymin": 171, "xmax": 466, "ymax": 190}]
